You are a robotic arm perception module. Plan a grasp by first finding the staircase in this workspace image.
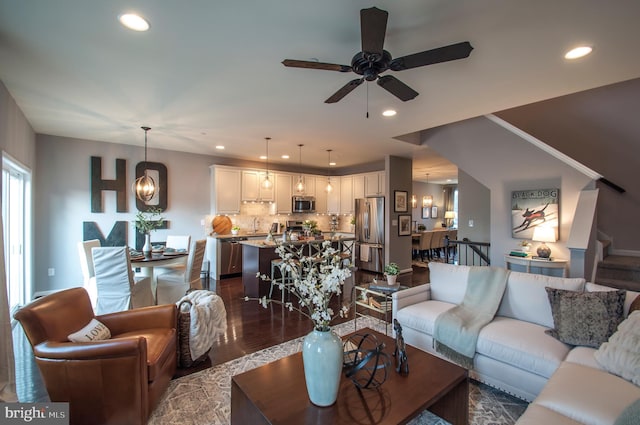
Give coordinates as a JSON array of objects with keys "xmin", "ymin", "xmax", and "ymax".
[{"xmin": 594, "ymin": 255, "xmax": 640, "ymax": 291}]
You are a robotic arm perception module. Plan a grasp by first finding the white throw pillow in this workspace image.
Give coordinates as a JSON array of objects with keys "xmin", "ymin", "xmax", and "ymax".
[
  {"xmin": 594, "ymin": 310, "xmax": 640, "ymax": 386},
  {"xmin": 68, "ymin": 318, "xmax": 111, "ymax": 342}
]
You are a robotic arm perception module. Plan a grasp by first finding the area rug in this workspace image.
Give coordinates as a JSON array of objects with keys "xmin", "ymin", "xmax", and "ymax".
[{"xmin": 149, "ymin": 317, "xmax": 527, "ymax": 425}]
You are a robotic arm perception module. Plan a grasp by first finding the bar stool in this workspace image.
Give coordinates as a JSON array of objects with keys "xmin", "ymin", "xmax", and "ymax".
[{"xmin": 270, "ymin": 259, "xmax": 299, "ymax": 303}]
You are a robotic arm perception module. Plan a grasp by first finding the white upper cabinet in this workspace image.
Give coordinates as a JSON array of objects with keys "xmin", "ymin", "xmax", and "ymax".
[
  {"xmin": 326, "ymin": 176, "xmax": 341, "ymax": 214},
  {"xmin": 313, "ymin": 176, "xmax": 328, "ymax": 213},
  {"xmin": 353, "ymin": 174, "xmax": 365, "ymax": 200},
  {"xmin": 275, "ymin": 173, "xmax": 293, "ymax": 214},
  {"xmin": 339, "ymin": 176, "xmax": 354, "ymax": 214},
  {"xmin": 242, "ymin": 170, "xmax": 274, "ymax": 201},
  {"xmin": 364, "ymin": 171, "xmax": 385, "ymax": 197},
  {"xmin": 211, "ymin": 166, "xmax": 242, "ymax": 214}
]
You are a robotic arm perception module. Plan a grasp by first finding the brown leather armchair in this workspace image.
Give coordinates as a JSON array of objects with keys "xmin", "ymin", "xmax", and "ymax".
[{"xmin": 14, "ymin": 287, "xmax": 177, "ymax": 425}]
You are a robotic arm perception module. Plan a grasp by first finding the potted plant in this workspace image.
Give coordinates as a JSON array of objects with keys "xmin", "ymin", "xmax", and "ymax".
[
  {"xmin": 134, "ymin": 207, "xmax": 164, "ymax": 255},
  {"xmin": 231, "ymin": 225, "xmax": 240, "ymax": 235},
  {"xmin": 384, "ymin": 262, "xmax": 400, "ymax": 285}
]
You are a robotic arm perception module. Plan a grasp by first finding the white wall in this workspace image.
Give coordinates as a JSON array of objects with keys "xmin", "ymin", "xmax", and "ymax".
[
  {"xmin": 34, "ymin": 135, "xmax": 215, "ymax": 292},
  {"xmin": 411, "ymin": 181, "xmax": 445, "ymax": 230},
  {"xmin": 424, "ymin": 116, "xmax": 594, "ymax": 276}
]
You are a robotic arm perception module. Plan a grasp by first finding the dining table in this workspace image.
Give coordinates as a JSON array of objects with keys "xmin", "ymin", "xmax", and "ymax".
[{"xmin": 130, "ymin": 252, "xmax": 189, "ymax": 299}]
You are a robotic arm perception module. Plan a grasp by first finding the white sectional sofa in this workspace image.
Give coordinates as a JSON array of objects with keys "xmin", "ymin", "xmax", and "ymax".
[{"xmin": 392, "ymin": 262, "xmax": 640, "ymax": 425}]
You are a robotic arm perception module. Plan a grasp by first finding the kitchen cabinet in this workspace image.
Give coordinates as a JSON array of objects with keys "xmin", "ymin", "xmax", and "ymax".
[
  {"xmin": 326, "ymin": 176, "xmax": 340, "ymax": 214},
  {"xmin": 275, "ymin": 173, "xmax": 293, "ymax": 214},
  {"xmin": 210, "ymin": 166, "xmax": 242, "ymax": 214},
  {"xmin": 365, "ymin": 171, "xmax": 385, "ymax": 197},
  {"xmin": 340, "ymin": 176, "xmax": 354, "ymax": 214},
  {"xmin": 353, "ymin": 174, "xmax": 365, "ymax": 200},
  {"xmin": 242, "ymin": 170, "xmax": 274, "ymax": 202},
  {"xmin": 292, "ymin": 175, "xmax": 315, "ymax": 196},
  {"xmin": 314, "ymin": 176, "xmax": 328, "ymax": 213}
]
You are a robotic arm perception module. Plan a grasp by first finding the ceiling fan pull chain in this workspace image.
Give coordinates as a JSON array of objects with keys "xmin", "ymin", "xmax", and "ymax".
[{"xmin": 366, "ymin": 82, "xmax": 369, "ymax": 119}]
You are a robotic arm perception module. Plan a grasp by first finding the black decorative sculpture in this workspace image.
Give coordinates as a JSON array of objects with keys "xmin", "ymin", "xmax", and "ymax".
[
  {"xmin": 393, "ymin": 319, "xmax": 409, "ymax": 375},
  {"xmin": 343, "ymin": 333, "xmax": 391, "ymax": 389}
]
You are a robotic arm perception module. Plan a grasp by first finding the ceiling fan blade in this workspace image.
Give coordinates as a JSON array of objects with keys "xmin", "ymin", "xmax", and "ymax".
[
  {"xmin": 282, "ymin": 59, "xmax": 351, "ymax": 73},
  {"xmin": 325, "ymin": 78, "xmax": 364, "ymax": 103},
  {"xmin": 377, "ymin": 75, "xmax": 419, "ymax": 101},
  {"xmin": 360, "ymin": 7, "xmax": 388, "ymax": 56},
  {"xmin": 389, "ymin": 41, "xmax": 474, "ymax": 71}
]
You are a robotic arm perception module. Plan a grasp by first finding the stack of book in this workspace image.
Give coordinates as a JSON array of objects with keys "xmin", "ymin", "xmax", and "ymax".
[
  {"xmin": 368, "ymin": 297, "xmax": 392, "ymax": 311},
  {"xmin": 508, "ymin": 251, "xmax": 529, "ymax": 257}
]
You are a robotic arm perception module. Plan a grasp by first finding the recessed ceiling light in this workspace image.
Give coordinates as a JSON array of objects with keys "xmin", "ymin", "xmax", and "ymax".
[
  {"xmin": 329, "ymin": 162, "xmax": 336, "ymax": 166},
  {"xmin": 119, "ymin": 13, "xmax": 150, "ymax": 32},
  {"xmin": 281, "ymin": 155, "xmax": 290, "ymax": 159},
  {"xmin": 259, "ymin": 155, "xmax": 267, "ymax": 160},
  {"xmin": 215, "ymin": 145, "xmax": 224, "ymax": 150},
  {"xmin": 564, "ymin": 46, "xmax": 592, "ymax": 60},
  {"xmin": 382, "ymin": 109, "xmax": 397, "ymax": 117}
]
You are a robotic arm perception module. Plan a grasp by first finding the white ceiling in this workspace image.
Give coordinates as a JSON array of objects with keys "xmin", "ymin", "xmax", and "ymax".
[{"xmin": 1, "ymin": 0, "xmax": 639, "ymax": 184}]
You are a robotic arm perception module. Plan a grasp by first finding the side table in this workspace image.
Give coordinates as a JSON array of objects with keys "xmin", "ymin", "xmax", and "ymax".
[
  {"xmin": 353, "ymin": 283, "xmax": 407, "ymax": 335},
  {"xmin": 504, "ymin": 254, "xmax": 568, "ymax": 277}
]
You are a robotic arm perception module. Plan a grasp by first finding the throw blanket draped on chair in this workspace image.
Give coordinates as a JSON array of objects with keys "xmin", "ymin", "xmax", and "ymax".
[
  {"xmin": 434, "ymin": 267, "xmax": 509, "ymax": 368},
  {"xmin": 178, "ymin": 290, "xmax": 227, "ymax": 361}
]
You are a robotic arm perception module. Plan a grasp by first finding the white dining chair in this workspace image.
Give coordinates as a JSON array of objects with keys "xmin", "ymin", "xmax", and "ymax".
[
  {"xmin": 77, "ymin": 239, "xmax": 101, "ymax": 308},
  {"xmin": 155, "ymin": 235, "xmax": 192, "ymax": 275},
  {"xmin": 156, "ymin": 239, "xmax": 206, "ymax": 305},
  {"xmin": 92, "ymin": 246, "xmax": 154, "ymax": 314}
]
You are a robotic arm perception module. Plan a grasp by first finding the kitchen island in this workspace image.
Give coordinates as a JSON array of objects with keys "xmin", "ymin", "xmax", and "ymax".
[{"xmin": 240, "ymin": 234, "xmax": 355, "ymax": 298}]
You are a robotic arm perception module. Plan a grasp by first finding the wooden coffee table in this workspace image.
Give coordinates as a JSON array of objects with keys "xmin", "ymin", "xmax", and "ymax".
[{"xmin": 231, "ymin": 327, "xmax": 468, "ymax": 424}]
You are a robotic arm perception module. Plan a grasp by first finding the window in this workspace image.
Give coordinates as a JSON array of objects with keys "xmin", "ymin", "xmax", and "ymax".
[{"xmin": 2, "ymin": 153, "xmax": 32, "ymax": 317}]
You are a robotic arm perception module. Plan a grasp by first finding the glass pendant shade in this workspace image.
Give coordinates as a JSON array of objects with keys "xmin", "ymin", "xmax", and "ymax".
[
  {"xmin": 422, "ymin": 195, "xmax": 433, "ymax": 207},
  {"xmin": 133, "ymin": 126, "xmax": 157, "ymax": 202},
  {"xmin": 325, "ymin": 149, "xmax": 333, "ymax": 192},
  {"xmin": 296, "ymin": 144, "xmax": 305, "ymax": 193},
  {"xmin": 262, "ymin": 137, "xmax": 271, "ymax": 189}
]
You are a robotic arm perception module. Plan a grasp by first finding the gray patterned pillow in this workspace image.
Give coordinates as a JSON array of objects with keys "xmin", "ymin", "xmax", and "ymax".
[{"xmin": 545, "ymin": 287, "xmax": 625, "ymax": 348}]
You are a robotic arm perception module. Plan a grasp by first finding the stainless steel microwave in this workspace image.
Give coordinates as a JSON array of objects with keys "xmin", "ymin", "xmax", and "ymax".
[{"xmin": 292, "ymin": 196, "xmax": 316, "ymax": 213}]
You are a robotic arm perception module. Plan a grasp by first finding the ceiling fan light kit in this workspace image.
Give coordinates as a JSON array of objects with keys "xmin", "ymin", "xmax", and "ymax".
[{"xmin": 282, "ymin": 7, "xmax": 473, "ymax": 103}]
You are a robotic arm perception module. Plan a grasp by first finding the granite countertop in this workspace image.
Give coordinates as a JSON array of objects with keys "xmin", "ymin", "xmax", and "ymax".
[
  {"xmin": 212, "ymin": 231, "xmax": 354, "ymax": 240},
  {"xmin": 240, "ymin": 234, "xmax": 355, "ymax": 248}
]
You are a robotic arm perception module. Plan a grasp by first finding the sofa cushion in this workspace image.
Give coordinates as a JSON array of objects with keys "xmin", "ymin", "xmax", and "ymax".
[
  {"xmin": 614, "ymin": 399, "xmax": 640, "ymax": 425},
  {"xmin": 534, "ymin": 362, "xmax": 640, "ymax": 425},
  {"xmin": 115, "ymin": 327, "xmax": 177, "ymax": 382},
  {"xmin": 546, "ymin": 287, "xmax": 625, "ymax": 348},
  {"xmin": 476, "ymin": 317, "xmax": 570, "ymax": 379},
  {"xmin": 586, "ymin": 282, "xmax": 640, "ymax": 317},
  {"xmin": 565, "ymin": 346, "xmax": 602, "ymax": 370},
  {"xmin": 427, "ymin": 262, "xmax": 470, "ymax": 304},
  {"xmin": 515, "ymin": 404, "xmax": 584, "ymax": 425},
  {"xmin": 395, "ymin": 300, "xmax": 455, "ymax": 336},
  {"xmin": 594, "ymin": 310, "xmax": 640, "ymax": 386},
  {"xmin": 497, "ymin": 271, "xmax": 585, "ymax": 328}
]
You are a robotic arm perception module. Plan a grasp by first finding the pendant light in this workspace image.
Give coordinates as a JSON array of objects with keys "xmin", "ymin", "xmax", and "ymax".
[
  {"xmin": 262, "ymin": 137, "xmax": 272, "ymax": 189},
  {"xmin": 295, "ymin": 144, "xmax": 305, "ymax": 193},
  {"xmin": 325, "ymin": 149, "xmax": 333, "ymax": 193},
  {"xmin": 133, "ymin": 126, "xmax": 157, "ymax": 202},
  {"xmin": 422, "ymin": 173, "xmax": 433, "ymax": 207}
]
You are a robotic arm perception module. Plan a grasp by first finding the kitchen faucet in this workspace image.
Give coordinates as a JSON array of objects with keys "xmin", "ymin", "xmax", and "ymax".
[{"xmin": 252, "ymin": 217, "xmax": 258, "ymax": 233}]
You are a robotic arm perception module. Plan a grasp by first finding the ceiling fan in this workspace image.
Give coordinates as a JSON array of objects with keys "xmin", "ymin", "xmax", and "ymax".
[{"xmin": 282, "ymin": 7, "xmax": 473, "ymax": 103}]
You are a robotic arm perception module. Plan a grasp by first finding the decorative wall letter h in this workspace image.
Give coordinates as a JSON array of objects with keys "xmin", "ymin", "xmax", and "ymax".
[{"xmin": 90, "ymin": 156, "xmax": 127, "ymax": 212}]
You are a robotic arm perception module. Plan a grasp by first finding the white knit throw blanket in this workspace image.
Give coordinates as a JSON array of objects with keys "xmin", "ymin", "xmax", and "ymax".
[
  {"xmin": 178, "ymin": 290, "xmax": 227, "ymax": 360},
  {"xmin": 434, "ymin": 267, "xmax": 509, "ymax": 369}
]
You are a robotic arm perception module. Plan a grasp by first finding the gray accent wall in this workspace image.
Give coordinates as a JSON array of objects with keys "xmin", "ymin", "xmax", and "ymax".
[{"xmin": 34, "ymin": 135, "xmax": 215, "ymax": 293}]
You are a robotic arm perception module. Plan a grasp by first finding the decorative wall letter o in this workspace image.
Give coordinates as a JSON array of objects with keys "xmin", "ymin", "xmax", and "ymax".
[{"xmin": 135, "ymin": 161, "xmax": 168, "ymax": 212}]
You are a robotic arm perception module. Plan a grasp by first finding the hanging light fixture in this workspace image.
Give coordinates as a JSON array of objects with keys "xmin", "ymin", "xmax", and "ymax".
[
  {"xmin": 295, "ymin": 144, "xmax": 305, "ymax": 193},
  {"xmin": 325, "ymin": 149, "xmax": 333, "ymax": 192},
  {"xmin": 132, "ymin": 126, "xmax": 157, "ymax": 202},
  {"xmin": 422, "ymin": 173, "xmax": 433, "ymax": 207},
  {"xmin": 262, "ymin": 137, "xmax": 272, "ymax": 189},
  {"xmin": 411, "ymin": 195, "xmax": 417, "ymax": 208}
]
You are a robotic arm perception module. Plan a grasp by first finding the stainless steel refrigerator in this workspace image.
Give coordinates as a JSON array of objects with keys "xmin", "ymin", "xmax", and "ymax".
[{"xmin": 355, "ymin": 197, "xmax": 385, "ymax": 273}]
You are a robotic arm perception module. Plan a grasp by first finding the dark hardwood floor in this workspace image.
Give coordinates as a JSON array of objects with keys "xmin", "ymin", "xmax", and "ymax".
[{"xmin": 13, "ymin": 265, "xmax": 430, "ymax": 402}]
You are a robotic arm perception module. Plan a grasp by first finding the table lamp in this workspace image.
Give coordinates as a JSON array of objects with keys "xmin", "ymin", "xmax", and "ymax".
[
  {"xmin": 532, "ymin": 226, "xmax": 556, "ymax": 258},
  {"xmin": 444, "ymin": 211, "xmax": 456, "ymax": 228}
]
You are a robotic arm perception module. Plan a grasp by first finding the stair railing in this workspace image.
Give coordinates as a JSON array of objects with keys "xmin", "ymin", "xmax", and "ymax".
[{"xmin": 445, "ymin": 236, "xmax": 491, "ymax": 266}]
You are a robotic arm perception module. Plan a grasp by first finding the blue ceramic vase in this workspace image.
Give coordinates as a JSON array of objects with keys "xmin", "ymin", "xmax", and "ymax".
[{"xmin": 302, "ymin": 328, "xmax": 343, "ymax": 406}]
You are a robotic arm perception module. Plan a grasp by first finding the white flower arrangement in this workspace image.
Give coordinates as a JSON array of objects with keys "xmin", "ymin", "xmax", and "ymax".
[{"xmin": 250, "ymin": 240, "xmax": 351, "ymax": 331}]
